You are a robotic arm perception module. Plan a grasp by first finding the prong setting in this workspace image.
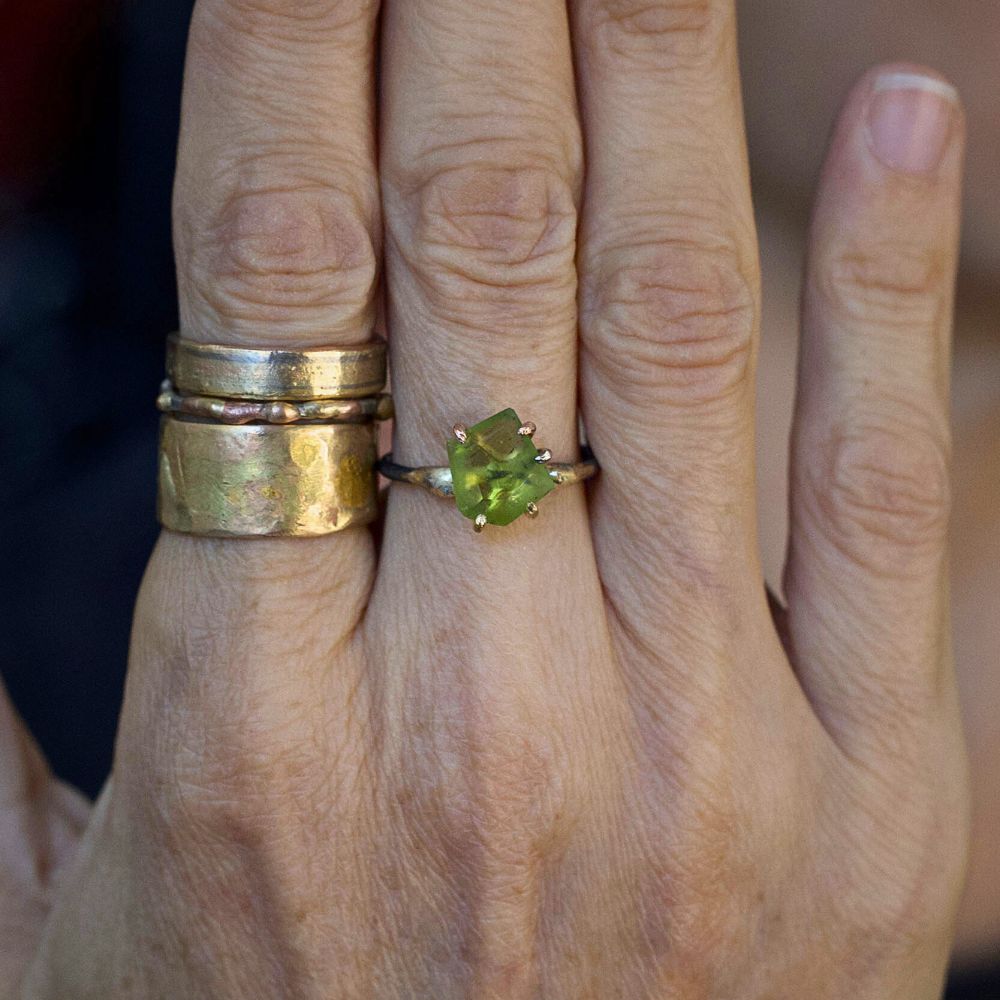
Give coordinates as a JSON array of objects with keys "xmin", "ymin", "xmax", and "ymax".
[{"xmin": 447, "ymin": 409, "xmax": 561, "ymax": 528}]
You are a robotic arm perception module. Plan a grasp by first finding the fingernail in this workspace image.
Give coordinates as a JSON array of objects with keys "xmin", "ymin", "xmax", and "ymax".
[{"xmin": 866, "ymin": 72, "xmax": 958, "ymax": 175}]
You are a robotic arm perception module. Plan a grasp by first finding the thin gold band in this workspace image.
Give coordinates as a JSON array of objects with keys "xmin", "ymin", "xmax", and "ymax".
[
  {"xmin": 157, "ymin": 382, "xmax": 394, "ymax": 425},
  {"xmin": 166, "ymin": 334, "xmax": 387, "ymax": 400}
]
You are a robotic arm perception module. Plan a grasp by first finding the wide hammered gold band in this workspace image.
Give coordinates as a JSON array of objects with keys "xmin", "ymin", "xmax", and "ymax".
[
  {"xmin": 166, "ymin": 334, "xmax": 387, "ymax": 400},
  {"xmin": 158, "ymin": 420, "xmax": 378, "ymax": 537},
  {"xmin": 157, "ymin": 335, "xmax": 388, "ymax": 538}
]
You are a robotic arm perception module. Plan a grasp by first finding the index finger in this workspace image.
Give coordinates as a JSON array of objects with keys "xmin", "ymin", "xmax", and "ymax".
[
  {"xmin": 175, "ymin": 0, "xmax": 381, "ymax": 348},
  {"xmin": 154, "ymin": 0, "xmax": 384, "ymax": 659}
]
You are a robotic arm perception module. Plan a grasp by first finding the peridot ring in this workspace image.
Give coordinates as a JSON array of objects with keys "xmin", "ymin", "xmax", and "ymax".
[{"xmin": 377, "ymin": 408, "xmax": 599, "ymax": 532}]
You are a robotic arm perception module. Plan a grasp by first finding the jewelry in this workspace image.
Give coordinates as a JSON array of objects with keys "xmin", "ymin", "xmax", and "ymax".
[
  {"xmin": 157, "ymin": 335, "xmax": 388, "ymax": 537},
  {"xmin": 378, "ymin": 408, "xmax": 599, "ymax": 532},
  {"xmin": 157, "ymin": 382, "xmax": 394, "ymax": 425},
  {"xmin": 159, "ymin": 421, "xmax": 378, "ymax": 537},
  {"xmin": 166, "ymin": 334, "xmax": 387, "ymax": 400}
]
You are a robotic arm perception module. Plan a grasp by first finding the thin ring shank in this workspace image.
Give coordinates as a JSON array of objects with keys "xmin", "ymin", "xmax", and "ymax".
[
  {"xmin": 166, "ymin": 334, "xmax": 388, "ymax": 400},
  {"xmin": 378, "ymin": 447, "xmax": 599, "ymax": 498},
  {"xmin": 157, "ymin": 384, "xmax": 395, "ymax": 425}
]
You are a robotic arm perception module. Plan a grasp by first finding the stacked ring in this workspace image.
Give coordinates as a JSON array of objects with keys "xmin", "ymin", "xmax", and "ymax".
[
  {"xmin": 157, "ymin": 336, "xmax": 390, "ymax": 538},
  {"xmin": 378, "ymin": 408, "xmax": 599, "ymax": 533}
]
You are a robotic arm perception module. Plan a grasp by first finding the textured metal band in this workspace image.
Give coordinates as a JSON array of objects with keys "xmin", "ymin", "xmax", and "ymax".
[
  {"xmin": 158, "ymin": 418, "xmax": 378, "ymax": 537},
  {"xmin": 166, "ymin": 334, "xmax": 387, "ymax": 401},
  {"xmin": 377, "ymin": 446, "xmax": 599, "ymax": 498},
  {"xmin": 157, "ymin": 382, "xmax": 395, "ymax": 425}
]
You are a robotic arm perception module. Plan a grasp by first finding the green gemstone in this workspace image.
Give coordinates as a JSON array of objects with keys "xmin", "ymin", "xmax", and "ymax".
[{"xmin": 447, "ymin": 408, "xmax": 555, "ymax": 526}]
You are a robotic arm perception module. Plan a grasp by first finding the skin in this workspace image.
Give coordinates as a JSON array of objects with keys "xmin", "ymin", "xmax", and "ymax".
[
  {"xmin": 738, "ymin": 0, "xmax": 1000, "ymax": 278},
  {"xmin": 0, "ymin": 1, "xmax": 974, "ymax": 996},
  {"xmin": 737, "ymin": 0, "xmax": 1000, "ymax": 962}
]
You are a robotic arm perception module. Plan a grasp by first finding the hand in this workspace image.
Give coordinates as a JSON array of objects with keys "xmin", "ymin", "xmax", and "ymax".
[{"xmin": 3, "ymin": 1, "xmax": 969, "ymax": 997}]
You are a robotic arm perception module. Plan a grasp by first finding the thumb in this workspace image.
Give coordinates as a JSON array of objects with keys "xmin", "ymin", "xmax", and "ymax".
[{"xmin": 0, "ymin": 676, "xmax": 90, "ymax": 991}]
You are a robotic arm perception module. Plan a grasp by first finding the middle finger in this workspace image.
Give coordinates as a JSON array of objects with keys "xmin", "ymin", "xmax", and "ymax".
[
  {"xmin": 369, "ymin": 5, "xmax": 613, "ymax": 988},
  {"xmin": 380, "ymin": 0, "xmax": 583, "ymax": 496}
]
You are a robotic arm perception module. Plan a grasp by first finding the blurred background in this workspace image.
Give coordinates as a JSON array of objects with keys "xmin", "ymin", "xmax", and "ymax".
[{"xmin": 0, "ymin": 1, "xmax": 996, "ymax": 994}]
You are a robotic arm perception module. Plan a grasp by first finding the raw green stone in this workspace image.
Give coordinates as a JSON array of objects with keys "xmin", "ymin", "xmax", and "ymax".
[{"xmin": 447, "ymin": 408, "xmax": 555, "ymax": 526}]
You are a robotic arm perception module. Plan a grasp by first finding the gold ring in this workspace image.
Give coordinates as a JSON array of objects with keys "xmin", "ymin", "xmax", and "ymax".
[
  {"xmin": 158, "ymin": 420, "xmax": 378, "ymax": 537},
  {"xmin": 377, "ymin": 408, "xmax": 599, "ymax": 533},
  {"xmin": 166, "ymin": 334, "xmax": 387, "ymax": 400},
  {"xmin": 157, "ymin": 383, "xmax": 394, "ymax": 425},
  {"xmin": 157, "ymin": 334, "xmax": 388, "ymax": 537}
]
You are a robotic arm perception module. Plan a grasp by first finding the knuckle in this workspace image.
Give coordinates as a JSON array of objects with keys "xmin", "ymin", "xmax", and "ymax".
[
  {"xmin": 393, "ymin": 162, "xmax": 577, "ymax": 328},
  {"xmin": 582, "ymin": 237, "xmax": 757, "ymax": 407},
  {"xmin": 840, "ymin": 804, "xmax": 967, "ymax": 967},
  {"xmin": 628, "ymin": 731, "xmax": 742, "ymax": 973},
  {"xmin": 814, "ymin": 420, "xmax": 951, "ymax": 572},
  {"xmin": 159, "ymin": 754, "xmax": 275, "ymax": 848},
  {"xmin": 392, "ymin": 717, "xmax": 576, "ymax": 904},
  {"xmin": 178, "ymin": 184, "xmax": 377, "ymax": 336},
  {"xmin": 817, "ymin": 241, "xmax": 947, "ymax": 327},
  {"xmin": 147, "ymin": 716, "xmax": 330, "ymax": 856},
  {"xmin": 837, "ymin": 881, "xmax": 952, "ymax": 978},
  {"xmin": 582, "ymin": 0, "xmax": 724, "ymax": 68}
]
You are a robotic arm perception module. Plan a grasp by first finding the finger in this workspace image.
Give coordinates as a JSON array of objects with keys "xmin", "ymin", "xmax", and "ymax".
[
  {"xmin": 174, "ymin": 0, "xmax": 380, "ymax": 349},
  {"xmin": 102, "ymin": 2, "xmax": 384, "ymax": 979},
  {"xmin": 379, "ymin": 0, "xmax": 582, "ymax": 479},
  {"xmin": 0, "ymin": 679, "xmax": 46, "ymax": 817},
  {"xmin": 784, "ymin": 66, "xmax": 965, "ymax": 757},
  {"xmin": 141, "ymin": 0, "xmax": 382, "ymax": 729},
  {"xmin": 161, "ymin": 0, "xmax": 383, "ymax": 636},
  {"xmin": 369, "ymin": 6, "xmax": 611, "ymax": 988},
  {"xmin": 570, "ymin": 0, "xmax": 764, "ymax": 650}
]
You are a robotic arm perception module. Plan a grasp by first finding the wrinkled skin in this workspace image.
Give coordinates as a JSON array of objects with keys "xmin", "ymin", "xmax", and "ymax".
[
  {"xmin": 1, "ymin": 1, "xmax": 970, "ymax": 997},
  {"xmin": 741, "ymin": 0, "xmax": 1000, "ymax": 961}
]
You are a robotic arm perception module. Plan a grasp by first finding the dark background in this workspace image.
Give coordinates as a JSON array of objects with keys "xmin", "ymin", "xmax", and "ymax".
[
  {"xmin": 1, "ymin": 0, "xmax": 185, "ymax": 796},
  {"xmin": 0, "ymin": 2, "xmax": 995, "ymax": 995}
]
